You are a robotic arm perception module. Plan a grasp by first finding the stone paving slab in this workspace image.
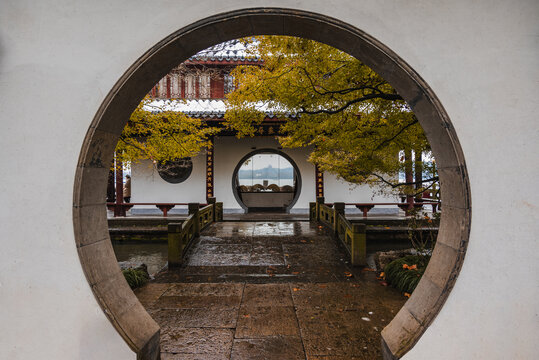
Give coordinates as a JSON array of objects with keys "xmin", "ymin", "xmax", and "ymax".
[
  {"xmin": 230, "ymin": 337, "xmax": 305, "ymax": 360},
  {"xmin": 241, "ymin": 284, "xmax": 293, "ymax": 307},
  {"xmin": 187, "ymin": 253, "xmax": 252, "ymax": 266},
  {"xmin": 236, "ymin": 306, "xmax": 300, "ymax": 338},
  {"xmin": 248, "ymin": 254, "xmax": 285, "ymax": 266},
  {"xmin": 295, "ymin": 308, "xmax": 373, "ymax": 338},
  {"xmin": 155, "ymin": 294, "xmax": 243, "ymax": 309},
  {"xmin": 161, "ymin": 352, "xmax": 230, "ymax": 360},
  {"xmin": 150, "ymin": 307, "xmax": 239, "ymax": 328},
  {"xmin": 307, "ymin": 356, "xmax": 367, "ymax": 360},
  {"xmin": 190, "ymin": 244, "xmax": 253, "ymax": 255},
  {"xmin": 199, "ymin": 235, "xmax": 253, "ymax": 245},
  {"xmin": 163, "ymin": 283, "xmax": 244, "ymax": 297},
  {"xmin": 134, "ymin": 283, "xmax": 172, "ymax": 307},
  {"xmin": 291, "ymin": 283, "xmax": 372, "ymax": 310},
  {"xmin": 301, "ymin": 334, "xmax": 374, "ymax": 358},
  {"xmin": 137, "ymin": 221, "xmax": 407, "ymax": 359},
  {"xmin": 160, "ymin": 327, "xmax": 234, "ymax": 355}
]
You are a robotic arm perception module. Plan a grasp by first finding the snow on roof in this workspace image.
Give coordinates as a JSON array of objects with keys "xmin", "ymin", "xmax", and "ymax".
[
  {"xmin": 189, "ymin": 39, "xmax": 260, "ymax": 62},
  {"xmin": 143, "ymin": 99, "xmax": 297, "ymax": 119}
]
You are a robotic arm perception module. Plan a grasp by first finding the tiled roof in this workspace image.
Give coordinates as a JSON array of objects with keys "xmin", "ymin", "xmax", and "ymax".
[
  {"xmin": 188, "ymin": 39, "xmax": 261, "ymax": 62},
  {"xmin": 144, "ymin": 99, "xmax": 297, "ymax": 119}
]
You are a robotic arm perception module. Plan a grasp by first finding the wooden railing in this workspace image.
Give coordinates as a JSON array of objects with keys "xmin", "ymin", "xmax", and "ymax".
[
  {"xmin": 106, "ymin": 202, "xmax": 204, "ymax": 217},
  {"xmin": 167, "ymin": 198, "xmax": 223, "ymax": 268},
  {"xmin": 346, "ymin": 201, "xmax": 440, "ymax": 217},
  {"xmin": 310, "ymin": 197, "xmax": 366, "ymax": 266}
]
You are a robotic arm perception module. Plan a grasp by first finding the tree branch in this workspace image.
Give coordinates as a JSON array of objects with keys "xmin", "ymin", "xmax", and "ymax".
[
  {"xmin": 300, "ymin": 93, "xmax": 403, "ymax": 115},
  {"xmin": 372, "ymin": 119, "xmax": 419, "ymax": 152},
  {"xmin": 299, "ymin": 67, "xmax": 394, "ymax": 97},
  {"xmin": 370, "ymin": 173, "xmax": 439, "ymax": 188}
]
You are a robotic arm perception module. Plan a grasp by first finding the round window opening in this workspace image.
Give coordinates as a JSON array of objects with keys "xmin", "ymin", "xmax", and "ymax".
[
  {"xmin": 157, "ymin": 157, "xmax": 193, "ymax": 183},
  {"xmin": 232, "ymin": 149, "xmax": 302, "ymax": 213}
]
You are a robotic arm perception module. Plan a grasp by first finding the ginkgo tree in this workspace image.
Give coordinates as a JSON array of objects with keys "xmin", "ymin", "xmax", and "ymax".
[
  {"xmin": 117, "ymin": 36, "xmax": 437, "ymax": 198},
  {"xmin": 114, "ymin": 97, "xmax": 219, "ymax": 172},
  {"xmin": 224, "ymin": 36, "xmax": 437, "ymax": 197}
]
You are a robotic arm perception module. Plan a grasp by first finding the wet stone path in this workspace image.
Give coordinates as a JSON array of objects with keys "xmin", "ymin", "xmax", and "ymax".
[{"xmin": 135, "ymin": 222, "xmax": 406, "ymax": 359}]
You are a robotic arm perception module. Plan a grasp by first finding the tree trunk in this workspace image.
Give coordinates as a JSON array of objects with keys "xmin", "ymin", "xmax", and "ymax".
[
  {"xmin": 414, "ymin": 150, "xmax": 423, "ymax": 201},
  {"xmin": 404, "ymin": 149, "xmax": 414, "ymax": 213}
]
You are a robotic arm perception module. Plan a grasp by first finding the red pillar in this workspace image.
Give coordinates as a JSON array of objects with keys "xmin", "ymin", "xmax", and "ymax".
[
  {"xmin": 114, "ymin": 155, "xmax": 124, "ymax": 217},
  {"xmin": 206, "ymin": 139, "xmax": 214, "ymax": 201},
  {"xmin": 210, "ymin": 76, "xmax": 224, "ymax": 99},
  {"xmin": 181, "ymin": 77, "xmax": 185, "ymax": 98},
  {"xmin": 166, "ymin": 76, "xmax": 171, "ymax": 99},
  {"xmin": 315, "ymin": 165, "xmax": 324, "ymax": 198},
  {"xmin": 106, "ymin": 168, "xmax": 115, "ymax": 203}
]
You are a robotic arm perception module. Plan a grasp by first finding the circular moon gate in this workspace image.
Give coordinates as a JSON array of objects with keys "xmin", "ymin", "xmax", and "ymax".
[
  {"xmin": 231, "ymin": 149, "xmax": 302, "ymax": 213},
  {"xmin": 73, "ymin": 8, "xmax": 471, "ymax": 360}
]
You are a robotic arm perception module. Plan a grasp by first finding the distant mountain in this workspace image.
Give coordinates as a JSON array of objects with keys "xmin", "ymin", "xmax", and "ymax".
[{"xmin": 238, "ymin": 166, "xmax": 294, "ymax": 180}]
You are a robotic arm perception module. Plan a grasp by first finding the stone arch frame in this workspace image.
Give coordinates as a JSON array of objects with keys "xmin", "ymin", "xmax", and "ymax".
[
  {"xmin": 231, "ymin": 148, "xmax": 303, "ymax": 213},
  {"xmin": 73, "ymin": 8, "xmax": 471, "ymax": 360}
]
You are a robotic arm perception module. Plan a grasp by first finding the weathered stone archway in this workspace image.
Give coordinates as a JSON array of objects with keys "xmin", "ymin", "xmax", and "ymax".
[{"xmin": 74, "ymin": 8, "xmax": 470, "ymax": 359}]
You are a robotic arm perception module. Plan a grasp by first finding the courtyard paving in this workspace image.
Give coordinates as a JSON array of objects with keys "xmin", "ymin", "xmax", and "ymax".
[{"xmin": 135, "ymin": 221, "xmax": 407, "ymax": 359}]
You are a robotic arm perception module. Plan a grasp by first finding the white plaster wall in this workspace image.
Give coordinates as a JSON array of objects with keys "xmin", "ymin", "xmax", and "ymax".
[
  {"xmin": 131, "ymin": 136, "xmax": 395, "ymax": 212},
  {"xmin": 214, "ymin": 136, "xmax": 317, "ymax": 210},
  {"xmin": 131, "ymin": 156, "xmax": 207, "ymax": 206},
  {"xmin": 1, "ymin": 1, "xmax": 537, "ymax": 359},
  {"xmin": 324, "ymin": 173, "xmax": 400, "ymax": 213}
]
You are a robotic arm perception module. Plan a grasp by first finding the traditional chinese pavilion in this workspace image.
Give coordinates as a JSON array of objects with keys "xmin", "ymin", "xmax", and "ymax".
[{"xmin": 121, "ymin": 40, "xmax": 399, "ymax": 214}]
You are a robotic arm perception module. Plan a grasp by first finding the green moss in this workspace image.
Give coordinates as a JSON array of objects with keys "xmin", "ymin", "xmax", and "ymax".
[
  {"xmin": 384, "ymin": 255, "xmax": 429, "ymax": 294},
  {"xmin": 122, "ymin": 266, "xmax": 150, "ymax": 289}
]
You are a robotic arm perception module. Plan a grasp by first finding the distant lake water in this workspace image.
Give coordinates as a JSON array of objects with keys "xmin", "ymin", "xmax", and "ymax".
[{"xmin": 238, "ymin": 178, "xmax": 294, "ymax": 187}]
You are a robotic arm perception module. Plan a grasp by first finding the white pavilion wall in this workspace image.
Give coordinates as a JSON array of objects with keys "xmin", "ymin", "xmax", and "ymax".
[
  {"xmin": 131, "ymin": 155, "xmax": 207, "ymax": 208},
  {"xmin": 213, "ymin": 136, "xmax": 315, "ymax": 211},
  {"xmin": 130, "ymin": 135, "xmax": 397, "ymax": 212},
  {"xmin": 324, "ymin": 173, "xmax": 400, "ymax": 214}
]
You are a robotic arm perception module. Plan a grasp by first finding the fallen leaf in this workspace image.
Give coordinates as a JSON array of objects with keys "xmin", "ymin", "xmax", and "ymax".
[
  {"xmin": 318, "ymin": 284, "xmax": 327, "ymax": 288},
  {"xmin": 300, "ymin": 240, "xmax": 307, "ymax": 243},
  {"xmin": 243, "ymin": 314, "xmax": 251, "ymax": 318},
  {"xmin": 404, "ymin": 292, "xmax": 411, "ymax": 298},
  {"xmin": 293, "ymin": 288, "xmax": 301, "ymax": 292},
  {"xmin": 344, "ymin": 271, "xmax": 353, "ymax": 277},
  {"xmin": 379, "ymin": 272, "xmax": 385, "ymax": 277},
  {"xmin": 292, "ymin": 271, "xmax": 300, "ymax": 275},
  {"xmin": 362, "ymin": 268, "xmax": 375, "ymax": 272}
]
